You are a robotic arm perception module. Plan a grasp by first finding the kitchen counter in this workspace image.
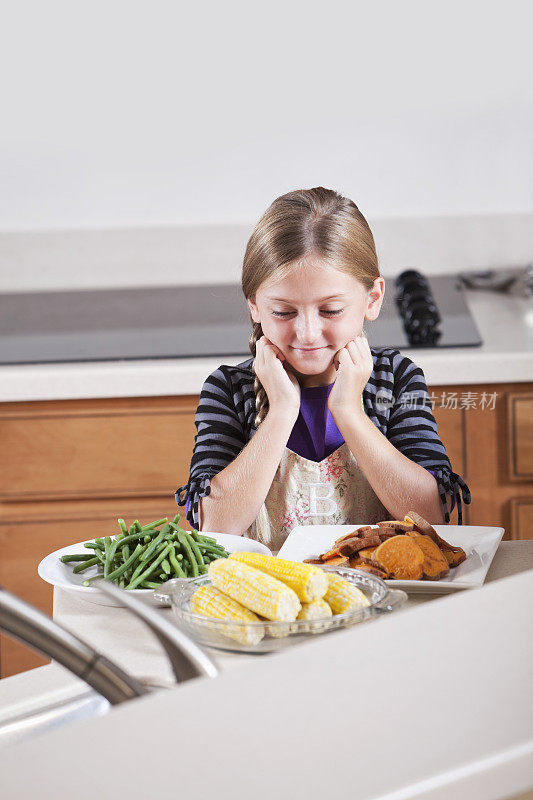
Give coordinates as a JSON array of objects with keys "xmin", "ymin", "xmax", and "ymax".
[
  {"xmin": 1, "ymin": 287, "xmax": 532, "ymax": 402},
  {"xmin": 0, "ymin": 543, "xmax": 532, "ymax": 799}
]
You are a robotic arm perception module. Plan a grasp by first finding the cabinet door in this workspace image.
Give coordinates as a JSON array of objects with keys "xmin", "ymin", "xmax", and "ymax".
[
  {"xmin": 429, "ymin": 387, "xmax": 466, "ymax": 522},
  {"xmin": 507, "ymin": 394, "xmax": 533, "ymax": 481},
  {"xmin": 0, "ymin": 395, "xmax": 197, "ymax": 502},
  {"xmin": 0, "ymin": 497, "xmax": 187, "ymax": 678},
  {"xmin": 510, "ymin": 498, "xmax": 533, "ymax": 540}
]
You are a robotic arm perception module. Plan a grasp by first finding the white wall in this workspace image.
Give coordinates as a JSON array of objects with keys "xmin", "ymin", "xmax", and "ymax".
[{"xmin": 1, "ymin": 1, "xmax": 532, "ymax": 232}]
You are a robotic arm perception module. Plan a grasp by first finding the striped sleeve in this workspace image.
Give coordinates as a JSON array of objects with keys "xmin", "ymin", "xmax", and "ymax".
[
  {"xmin": 386, "ymin": 352, "xmax": 471, "ymax": 524},
  {"xmin": 175, "ymin": 367, "xmax": 248, "ymax": 529}
]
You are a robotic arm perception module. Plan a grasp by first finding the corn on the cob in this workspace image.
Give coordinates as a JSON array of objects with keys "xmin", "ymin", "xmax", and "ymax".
[
  {"xmin": 297, "ymin": 599, "xmax": 333, "ymax": 621},
  {"xmin": 229, "ymin": 552, "xmax": 328, "ymax": 603},
  {"xmin": 270, "ymin": 600, "xmax": 334, "ymax": 638},
  {"xmin": 265, "ymin": 621, "xmax": 292, "ymax": 639},
  {"xmin": 190, "ymin": 585, "xmax": 264, "ymax": 646},
  {"xmin": 208, "ymin": 558, "xmax": 301, "ymax": 621},
  {"xmin": 295, "ymin": 598, "xmax": 334, "ymax": 634},
  {"xmin": 324, "ymin": 573, "xmax": 370, "ymax": 614}
]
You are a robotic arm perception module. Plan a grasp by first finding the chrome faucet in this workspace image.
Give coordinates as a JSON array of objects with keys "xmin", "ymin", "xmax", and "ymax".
[{"xmin": 0, "ymin": 583, "xmax": 218, "ymax": 706}]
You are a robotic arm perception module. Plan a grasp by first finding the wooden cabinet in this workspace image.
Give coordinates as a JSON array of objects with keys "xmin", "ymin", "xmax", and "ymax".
[
  {"xmin": 431, "ymin": 383, "xmax": 533, "ymax": 538},
  {"xmin": 1, "ymin": 381, "xmax": 532, "ymax": 678}
]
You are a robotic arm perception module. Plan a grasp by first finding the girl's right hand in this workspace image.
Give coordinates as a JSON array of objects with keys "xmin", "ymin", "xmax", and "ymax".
[{"xmin": 253, "ymin": 337, "xmax": 301, "ymax": 419}]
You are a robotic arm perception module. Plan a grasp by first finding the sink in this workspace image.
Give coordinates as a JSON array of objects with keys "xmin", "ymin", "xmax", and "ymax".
[
  {"xmin": 0, "ymin": 582, "xmax": 218, "ymax": 748},
  {"xmin": 0, "ymin": 689, "xmax": 110, "ymax": 748}
]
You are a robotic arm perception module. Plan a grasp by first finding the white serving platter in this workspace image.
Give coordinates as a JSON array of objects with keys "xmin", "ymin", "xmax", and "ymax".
[
  {"xmin": 38, "ymin": 533, "xmax": 271, "ymax": 606},
  {"xmin": 277, "ymin": 524, "xmax": 505, "ymax": 594}
]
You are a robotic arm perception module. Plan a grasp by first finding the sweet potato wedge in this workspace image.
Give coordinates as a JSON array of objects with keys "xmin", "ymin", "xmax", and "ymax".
[
  {"xmin": 352, "ymin": 563, "xmax": 389, "ymax": 579},
  {"xmin": 334, "ymin": 526, "xmax": 375, "ymax": 544},
  {"xmin": 441, "ymin": 547, "xmax": 467, "ymax": 568},
  {"xmin": 334, "ymin": 529, "xmax": 364, "ymax": 544},
  {"xmin": 336, "ymin": 532, "xmax": 381, "ymax": 556},
  {"xmin": 407, "ymin": 532, "xmax": 450, "ymax": 580},
  {"xmin": 404, "ymin": 511, "xmax": 464, "ymax": 554},
  {"xmin": 322, "ymin": 555, "xmax": 350, "ymax": 567},
  {"xmin": 373, "ymin": 535, "xmax": 424, "ymax": 580},
  {"xmin": 358, "ymin": 546, "xmax": 378, "ymax": 563},
  {"xmin": 335, "ymin": 537, "xmax": 365, "ymax": 556},
  {"xmin": 319, "ymin": 546, "xmax": 342, "ymax": 562},
  {"xmin": 377, "ymin": 520, "xmax": 415, "ymax": 533}
]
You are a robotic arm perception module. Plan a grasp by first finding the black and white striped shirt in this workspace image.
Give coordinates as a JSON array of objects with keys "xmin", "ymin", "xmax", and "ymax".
[{"xmin": 176, "ymin": 348, "xmax": 471, "ymax": 529}]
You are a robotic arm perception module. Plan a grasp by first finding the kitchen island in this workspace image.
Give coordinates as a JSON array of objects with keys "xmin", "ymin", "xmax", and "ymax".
[{"xmin": 0, "ymin": 542, "xmax": 532, "ymax": 799}]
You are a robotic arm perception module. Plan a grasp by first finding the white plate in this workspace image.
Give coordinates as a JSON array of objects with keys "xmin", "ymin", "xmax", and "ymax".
[
  {"xmin": 38, "ymin": 533, "xmax": 272, "ymax": 606},
  {"xmin": 277, "ymin": 524, "xmax": 505, "ymax": 594}
]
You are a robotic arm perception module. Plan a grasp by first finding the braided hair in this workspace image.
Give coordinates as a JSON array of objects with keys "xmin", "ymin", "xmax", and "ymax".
[{"xmin": 249, "ymin": 321, "xmax": 269, "ymax": 428}]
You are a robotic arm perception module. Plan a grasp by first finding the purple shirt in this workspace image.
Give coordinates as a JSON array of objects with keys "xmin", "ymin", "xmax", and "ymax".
[{"xmin": 287, "ymin": 383, "xmax": 342, "ymax": 462}]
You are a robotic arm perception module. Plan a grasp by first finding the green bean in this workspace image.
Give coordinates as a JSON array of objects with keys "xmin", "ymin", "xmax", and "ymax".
[
  {"xmin": 140, "ymin": 525, "xmax": 170, "ymax": 562},
  {"xmin": 84, "ymin": 541, "xmax": 104, "ymax": 551},
  {"xmin": 128, "ymin": 519, "xmax": 142, "ymax": 535},
  {"xmin": 82, "ymin": 574, "xmax": 103, "ymax": 586},
  {"xmin": 126, "ymin": 544, "xmax": 172, "ymax": 589},
  {"xmin": 185, "ymin": 531, "xmax": 206, "ymax": 566},
  {"xmin": 139, "ymin": 580, "xmax": 161, "ymax": 589},
  {"xmin": 109, "ymin": 531, "xmax": 149, "ymax": 548},
  {"xmin": 198, "ymin": 542, "xmax": 227, "ymax": 552},
  {"xmin": 198, "ymin": 544, "xmax": 228, "ymax": 557},
  {"xmin": 95, "ymin": 538, "xmax": 105, "ymax": 546},
  {"xmin": 169, "ymin": 522, "xmax": 184, "ymax": 534},
  {"xmin": 140, "ymin": 517, "xmax": 168, "ymax": 531},
  {"xmin": 171, "ymin": 524, "xmax": 207, "ymax": 568},
  {"xmin": 168, "ymin": 545, "xmax": 186, "ymax": 578},
  {"xmin": 191, "ymin": 531, "xmax": 216, "ymax": 545},
  {"xmin": 128, "ymin": 540, "xmax": 163, "ymax": 582},
  {"xmin": 171, "ymin": 513, "xmax": 181, "ymax": 525},
  {"xmin": 176, "ymin": 531, "xmax": 199, "ymax": 577},
  {"xmin": 129, "ymin": 560, "xmax": 147, "ymax": 585},
  {"xmin": 118, "ymin": 518, "xmax": 128, "ymax": 536},
  {"xmin": 105, "ymin": 544, "xmax": 144, "ymax": 581},
  {"xmin": 104, "ymin": 538, "xmax": 119, "ymax": 578},
  {"xmin": 73, "ymin": 556, "xmax": 99, "ymax": 573},
  {"xmin": 61, "ymin": 553, "xmax": 96, "ymax": 563},
  {"xmin": 161, "ymin": 558, "xmax": 171, "ymax": 575}
]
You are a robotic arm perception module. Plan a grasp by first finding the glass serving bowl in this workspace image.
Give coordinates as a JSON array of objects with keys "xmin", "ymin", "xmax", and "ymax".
[{"xmin": 155, "ymin": 567, "xmax": 407, "ymax": 654}]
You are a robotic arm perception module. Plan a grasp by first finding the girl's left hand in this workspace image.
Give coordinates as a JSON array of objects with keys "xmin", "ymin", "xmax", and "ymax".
[{"xmin": 327, "ymin": 335, "xmax": 373, "ymax": 421}]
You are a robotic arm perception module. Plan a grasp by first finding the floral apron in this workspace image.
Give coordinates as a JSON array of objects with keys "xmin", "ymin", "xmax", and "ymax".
[{"xmin": 244, "ymin": 442, "xmax": 391, "ymax": 554}]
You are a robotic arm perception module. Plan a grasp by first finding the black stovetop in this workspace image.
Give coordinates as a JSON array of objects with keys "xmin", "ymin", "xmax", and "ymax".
[{"xmin": 0, "ymin": 271, "xmax": 482, "ymax": 365}]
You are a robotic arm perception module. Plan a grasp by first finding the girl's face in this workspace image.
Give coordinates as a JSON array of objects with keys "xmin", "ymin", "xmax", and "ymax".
[{"xmin": 247, "ymin": 260, "xmax": 385, "ymax": 387}]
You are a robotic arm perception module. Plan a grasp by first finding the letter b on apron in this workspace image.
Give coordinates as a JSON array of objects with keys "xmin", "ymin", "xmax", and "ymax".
[{"xmin": 303, "ymin": 482, "xmax": 338, "ymax": 517}]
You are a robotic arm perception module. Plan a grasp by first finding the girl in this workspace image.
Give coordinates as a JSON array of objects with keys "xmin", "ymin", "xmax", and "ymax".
[{"xmin": 176, "ymin": 187, "xmax": 471, "ymax": 551}]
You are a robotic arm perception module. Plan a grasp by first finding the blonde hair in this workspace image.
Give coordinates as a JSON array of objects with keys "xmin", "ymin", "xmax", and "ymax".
[{"xmin": 242, "ymin": 187, "xmax": 380, "ymax": 428}]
